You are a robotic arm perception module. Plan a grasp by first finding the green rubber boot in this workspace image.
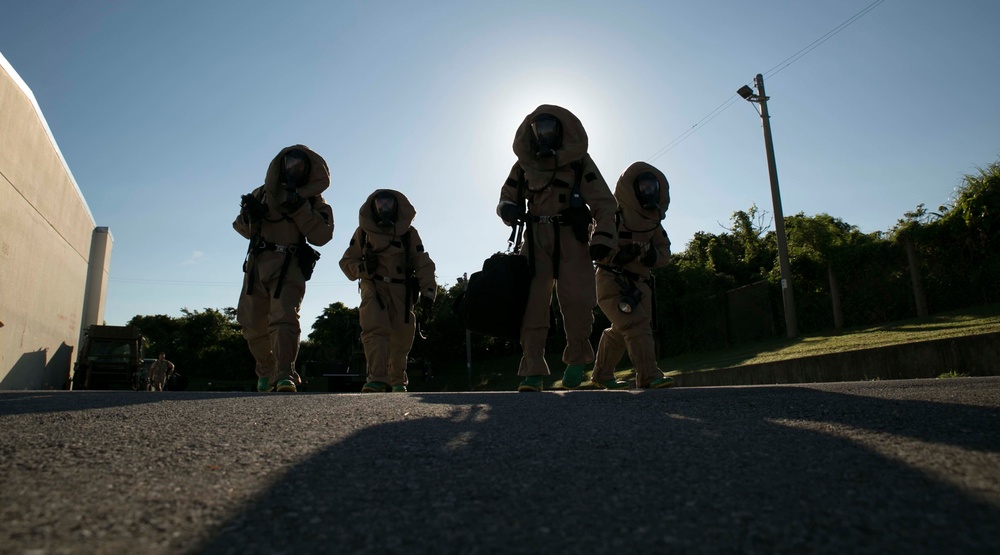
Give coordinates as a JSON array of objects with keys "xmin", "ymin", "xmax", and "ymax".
[
  {"xmin": 257, "ymin": 378, "xmax": 274, "ymax": 393},
  {"xmin": 644, "ymin": 376, "xmax": 675, "ymax": 389},
  {"xmin": 362, "ymin": 381, "xmax": 390, "ymax": 393},
  {"xmin": 391, "ymin": 385, "xmax": 408, "ymax": 392},
  {"xmin": 517, "ymin": 376, "xmax": 544, "ymax": 392},
  {"xmin": 561, "ymin": 364, "xmax": 585, "ymax": 389},
  {"xmin": 275, "ymin": 379, "xmax": 297, "ymax": 393},
  {"xmin": 593, "ymin": 378, "xmax": 630, "ymax": 390}
]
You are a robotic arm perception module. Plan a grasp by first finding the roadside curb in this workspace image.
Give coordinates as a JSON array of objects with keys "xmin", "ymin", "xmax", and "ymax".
[{"xmin": 673, "ymin": 331, "xmax": 1000, "ymax": 387}]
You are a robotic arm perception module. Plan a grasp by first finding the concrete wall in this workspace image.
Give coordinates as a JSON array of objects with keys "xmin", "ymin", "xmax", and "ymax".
[
  {"xmin": 673, "ymin": 332, "xmax": 1000, "ymax": 387},
  {"xmin": 0, "ymin": 51, "xmax": 109, "ymax": 389}
]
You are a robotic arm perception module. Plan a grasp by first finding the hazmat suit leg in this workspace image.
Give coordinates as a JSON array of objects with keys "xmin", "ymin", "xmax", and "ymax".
[
  {"xmin": 268, "ymin": 271, "xmax": 305, "ymax": 384},
  {"xmin": 238, "ymin": 253, "xmax": 305, "ymax": 385},
  {"xmin": 554, "ymin": 237, "xmax": 597, "ymax": 366},
  {"xmin": 595, "ymin": 270, "xmax": 662, "ymax": 386},
  {"xmin": 359, "ymin": 281, "xmax": 393, "ymax": 384},
  {"xmin": 591, "ymin": 326, "xmax": 627, "ymax": 383},
  {"xmin": 387, "ymin": 288, "xmax": 415, "ymax": 387},
  {"xmin": 238, "ymin": 274, "xmax": 278, "ymax": 384},
  {"xmin": 518, "ymin": 227, "xmax": 556, "ymax": 377}
]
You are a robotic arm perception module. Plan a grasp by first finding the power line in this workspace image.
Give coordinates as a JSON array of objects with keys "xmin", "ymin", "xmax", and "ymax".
[
  {"xmin": 108, "ymin": 277, "xmax": 356, "ymax": 287},
  {"xmin": 763, "ymin": 0, "xmax": 886, "ymax": 79},
  {"xmin": 648, "ymin": 94, "xmax": 743, "ymax": 162},
  {"xmin": 108, "ymin": 275, "xmax": 472, "ymax": 288},
  {"xmin": 109, "ymin": 278, "xmax": 237, "ymax": 286},
  {"xmin": 647, "ymin": 0, "xmax": 886, "ymax": 162}
]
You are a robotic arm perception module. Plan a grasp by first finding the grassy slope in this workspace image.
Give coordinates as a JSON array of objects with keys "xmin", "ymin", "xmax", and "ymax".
[
  {"xmin": 430, "ymin": 303, "xmax": 1000, "ymax": 392},
  {"xmin": 661, "ymin": 303, "xmax": 1000, "ymax": 375}
]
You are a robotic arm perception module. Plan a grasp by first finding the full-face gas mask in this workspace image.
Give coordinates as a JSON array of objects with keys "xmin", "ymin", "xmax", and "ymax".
[
  {"xmin": 529, "ymin": 113, "xmax": 563, "ymax": 157},
  {"xmin": 371, "ymin": 191, "xmax": 398, "ymax": 228},
  {"xmin": 633, "ymin": 172, "xmax": 660, "ymax": 212},
  {"xmin": 281, "ymin": 149, "xmax": 310, "ymax": 189}
]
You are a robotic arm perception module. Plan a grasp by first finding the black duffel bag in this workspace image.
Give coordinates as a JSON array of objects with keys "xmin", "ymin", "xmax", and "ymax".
[{"xmin": 453, "ymin": 252, "xmax": 530, "ymax": 341}]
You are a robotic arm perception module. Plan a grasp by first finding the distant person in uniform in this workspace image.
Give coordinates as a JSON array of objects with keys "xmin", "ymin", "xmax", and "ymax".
[
  {"xmin": 591, "ymin": 162, "xmax": 674, "ymax": 389},
  {"xmin": 496, "ymin": 105, "xmax": 618, "ymax": 392},
  {"xmin": 148, "ymin": 352, "xmax": 175, "ymax": 392},
  {"xmin": 339, "ymin": 190, "xmax": 437, "ymax": 393},
  {"xmin": 235, "ymin": 145, "xmax": 334, "ymax": 393}
]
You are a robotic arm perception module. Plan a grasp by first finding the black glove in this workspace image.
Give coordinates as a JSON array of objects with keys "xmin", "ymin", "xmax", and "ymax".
[
  {"xmin": 612, "ymin": 243, "xmax": 641, "ymax": 265},
  {"xmin": 420, "ymin": 295, "xmax": 433, "ymax": 311},
  {"xmin": 589, "ymin": 244, "xmax": 612, "ymax": 261},
  {"xmin": 240, "ymin": 194, "xmax": 267, "ymax": 223},
  {"xmin": 640, "ymin": 247, "xmax": 658, "ymax": 267},
  {"xmin": 499, "ymin": 203, "xmax": 525, "ymax": 225},
  {"xmin": 281, "ymin": 190, "xmax": 306, "ymax": 213}
]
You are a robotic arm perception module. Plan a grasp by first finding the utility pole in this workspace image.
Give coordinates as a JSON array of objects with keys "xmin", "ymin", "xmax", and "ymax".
[
  {"xmin": 460, "ymin": 273, "xmax": 473, "ymax": 390},
  {"xmin": 740, "ymin": 74, "xmax": 798, "ymax": 338}
]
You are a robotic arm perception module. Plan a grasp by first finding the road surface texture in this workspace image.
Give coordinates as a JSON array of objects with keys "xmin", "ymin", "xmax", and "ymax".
[{"xmin": 1, "ymin": 377, "xmax": 998, "ymax": 554}]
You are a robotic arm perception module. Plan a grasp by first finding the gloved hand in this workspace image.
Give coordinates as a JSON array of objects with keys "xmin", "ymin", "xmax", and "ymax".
[
  {"xmin": 281, "ymin": 190, "xmax": 306, "ymax": 213},
  {"xmin": 363, "ymin": 252, "xmax": 378, "ymax": 275},
  {"xmin": 589, "ymin": 244, "xmax": 612, "ymax": 261},
  {"xmin": 612, "ymin": 243, "xmax": 641, "ymax": 265},
  {"xmin": 420, "ymin": 295, "xmax": 434, "ymax": 311},
  {"xmin": 499, "ymin": 202, "xmax": 525, "ymax": 225},
  {"xmin": 640, "ymin": 247, "xmax": 657, "ymax": 267},
  {"xmin": 240, "ymin": 194, "xmax": 267, "ymax": 223}
]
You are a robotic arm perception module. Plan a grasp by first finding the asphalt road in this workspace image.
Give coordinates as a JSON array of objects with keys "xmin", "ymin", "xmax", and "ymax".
[{"xmin": 1, "ymin": 377, "xmax": 998, "ymax": 554}]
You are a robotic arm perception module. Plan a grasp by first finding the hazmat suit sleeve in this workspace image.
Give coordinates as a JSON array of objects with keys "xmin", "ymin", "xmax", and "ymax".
[
  {"xmin": 232, "ymin": 186, "xmax": 264, "ymax": 239},
  {"xmin": 645, "ymin": 226, "xmax": 672, "ymax": 269},
  {"xmin": 338, "ymin": 227, "xmax": 366, "ymax": 281},
  {"xmin": 496, "ymin": 163, "xmax": 523, "ymax": 225},
  {"xmin": 580, "ymin": 155, "xmax": 618, "ymax": 250},
  {"xmin": 407, "ymin": 227, "xmax": 437, "ymax": 301},
  {"xmin": 288, "ymin": 193, "xmax": 334, "ymax": 246},
  {"xmin": 233, "ymin": 215, "xmax": 251, "ymax": 239}
]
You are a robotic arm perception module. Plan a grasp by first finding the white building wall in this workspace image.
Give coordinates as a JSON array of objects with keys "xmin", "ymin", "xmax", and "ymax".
[{"xmin": 0, "ymin": 51, "xmax": 108, "ymax": 389}]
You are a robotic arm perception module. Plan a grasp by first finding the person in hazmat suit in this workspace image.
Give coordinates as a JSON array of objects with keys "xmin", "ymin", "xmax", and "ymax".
[
  {"xmin": 234, "ymin": 145, "xmax": 334, "ymax": 393},
  {"xmin": 496, "ymin": 105, "xmax": 618, "ymax": 392},
  {"xmin": 339, "ymin": 189, "xmax": 437, "ymax": 393},
  {"xmin": 147, "ymin": 352, "xmax": 175, "ymax": 392},
  {"xmin": 591, "ymin": 162, "xmax": 674, "ymax": 389}
]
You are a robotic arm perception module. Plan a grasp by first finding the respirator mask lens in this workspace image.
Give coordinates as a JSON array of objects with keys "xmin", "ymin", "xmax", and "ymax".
[{"xmin": 530, "ymin": 114, "xmax": 562, "ymax": 154}]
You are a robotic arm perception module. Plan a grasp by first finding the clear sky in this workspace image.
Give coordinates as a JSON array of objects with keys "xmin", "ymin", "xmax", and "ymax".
[{"xmin": 3, "ymin": 0, "xmax": 998, "ymax": 331}]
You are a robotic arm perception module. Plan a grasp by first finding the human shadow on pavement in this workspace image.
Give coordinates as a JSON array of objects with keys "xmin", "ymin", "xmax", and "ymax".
[
  {"xmin": 190, "ymin": 382, "xmax": 1000, "ymax": 554},
  {"xmin": 0, "ymin": 391, "xmax": 257, "ymax": 416}
]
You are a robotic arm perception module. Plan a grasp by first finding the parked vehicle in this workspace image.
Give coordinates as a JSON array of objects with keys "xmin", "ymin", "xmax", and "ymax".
[{"xmin": 72, "ymin": 325, "xmax": 145, "ymax": 390}]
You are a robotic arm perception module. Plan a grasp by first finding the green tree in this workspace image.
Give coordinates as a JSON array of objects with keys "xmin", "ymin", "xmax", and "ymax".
[
  {"xmin": 128, "ymin": 313, "xmax": 182, "ymax": 356},
  {"xmin": 128, "ymin": 308, "xmax": 252, "ymax": 384},
  {"xmin": 304, "ymin": 302, "xmax": 360, "ymax": 362},
  {"xmin": 786, "ymin": 213, "xmax": 858, "ymax": 329}
]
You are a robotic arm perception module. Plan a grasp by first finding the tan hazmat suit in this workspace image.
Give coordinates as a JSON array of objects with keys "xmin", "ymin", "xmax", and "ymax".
[
  {"xmin": 592, "ymin": 162, "xmax": 672, "ymax": 387},
  {"xmin": 148, "ymin": 357, "xmax": 174, "ymax": 392},
  {"xmin": 339, "ymin": 190, "xmax": 437, "ymax": 387},
  {"xmin": 234, "ymin": 145, "xmax": 334, "ymax": 387},
  {"xmin": 496, "ymin": 105, "xmax": 618, "ymax": 377}
]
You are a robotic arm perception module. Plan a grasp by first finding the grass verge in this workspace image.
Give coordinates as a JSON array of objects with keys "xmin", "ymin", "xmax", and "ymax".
[
  {"xmin": 661, "ymin": 303, "xmax": 1000, "ymax": 375},
  {"xmin": 432, "ymin": 303, "xmax": 1000, "ymax": 391}
]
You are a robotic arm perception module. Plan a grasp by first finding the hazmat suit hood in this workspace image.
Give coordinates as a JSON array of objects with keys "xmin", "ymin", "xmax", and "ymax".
[
  {"xmin": 359, "ymin": 188, "xmax": 416, "ymax": 237},
  {"xmin": 615, "ymin": 162, "xmax": 670, "ymax": 230},
  {"xmin": 512, "ymin": 104, "xmax": 589, "ymax": 190},
  {"xmin": 263, "ymin": 144, "xmax": 331, "ymax": 202}
]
